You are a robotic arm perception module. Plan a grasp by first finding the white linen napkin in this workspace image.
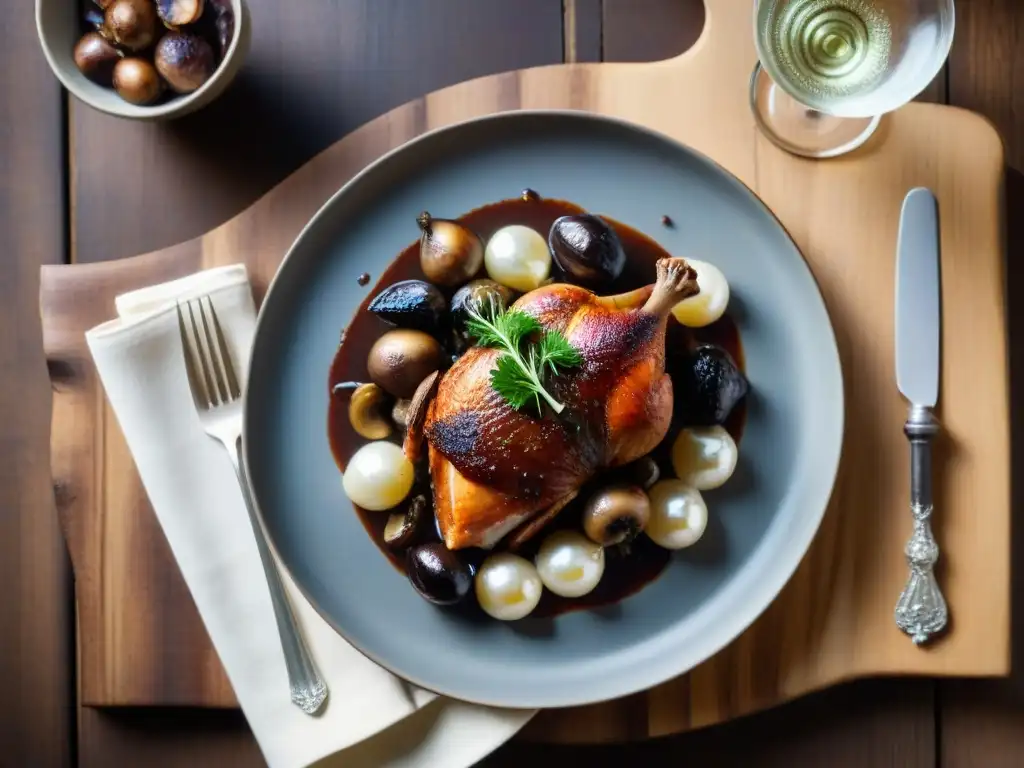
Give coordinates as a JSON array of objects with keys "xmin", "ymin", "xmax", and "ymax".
[{"xmin": 84, "ymin": 264, "xmax": 534, "ymax": 768}]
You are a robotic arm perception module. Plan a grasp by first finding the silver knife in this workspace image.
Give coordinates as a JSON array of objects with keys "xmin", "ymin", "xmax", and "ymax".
[{"xmin": 893, "ymin": 187, "xmax": 948, "ymax": 645}]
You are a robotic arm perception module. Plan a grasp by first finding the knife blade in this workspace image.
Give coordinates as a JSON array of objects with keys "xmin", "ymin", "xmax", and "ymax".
[
  {"xmin": 895, "ymin": 187, "xmax": 941, "ymax": 408},
  {"xmin": 893, "ymin": 187, "xmax": 948, "ymax": 646}
]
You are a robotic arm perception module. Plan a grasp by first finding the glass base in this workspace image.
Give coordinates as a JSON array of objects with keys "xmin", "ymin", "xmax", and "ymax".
[{"xmin": 749, "ymin": 63, "xmax": 880, "ymax": 159}]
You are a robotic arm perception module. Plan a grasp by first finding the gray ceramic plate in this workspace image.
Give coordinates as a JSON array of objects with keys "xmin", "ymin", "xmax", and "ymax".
[{"xmin": 244, "ymin": 111, "xmax": 843, "ymax": 710}]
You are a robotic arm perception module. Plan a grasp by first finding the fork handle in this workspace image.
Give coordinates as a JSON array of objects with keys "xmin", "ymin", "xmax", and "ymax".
[
  {"xmin": 894, "ymin": 405, "xmax": 948, "ymax": 645},
  {"xmin": 226, "ymin": 437, "xmax": 329, "ymax": 715}
]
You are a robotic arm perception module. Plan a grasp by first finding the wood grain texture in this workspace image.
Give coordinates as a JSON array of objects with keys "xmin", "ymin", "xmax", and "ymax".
[
  {"xmin": 0, "ymin": 0, "xmax": 75, "ymax": 766},
  {"xmin": 74, "ymin": 679, "xmax": 936, "ymax": 768},
  {"xmin": 46, "ymin": 1, "xmax": 1010, "ymax": 750},
  {"xmin": 939, "ymin": 1, "xmax": 1024, "ymax": 764},
  {"xmin": 69, "ymin": 0, "xmax": 566, "ymax": 264}
]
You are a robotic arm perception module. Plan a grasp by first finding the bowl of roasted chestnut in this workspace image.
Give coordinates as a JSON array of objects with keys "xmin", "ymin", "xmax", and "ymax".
[{"xmin": 36, "ymin": 0, "xmax": 249, "ymax": 119}]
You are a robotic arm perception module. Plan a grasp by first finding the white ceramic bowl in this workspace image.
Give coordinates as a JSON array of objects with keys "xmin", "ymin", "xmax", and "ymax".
[{"xmin": 35, "ymin": 0, "xmax": 250, "ymax": 120}]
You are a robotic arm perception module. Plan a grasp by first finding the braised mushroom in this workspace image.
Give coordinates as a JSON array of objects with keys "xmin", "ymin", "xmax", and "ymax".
[
  {"xmin": 348, "ymin": 383, "xmax": 392, "ymax": 440},
  {"xmin": 368, "ymin": 280, "xmax": 446, "ymax": 335},
  {"xmin": 581, "ymin": 484, "xmax": 651, "ymax": 546},
  {"xmin": 406, "ymin": 542, "xmax": 474, "ymax": 606},
  {"xmin": 621, "ymin": 456, "xmax": 660, "ymax": 490},
  {"xmin": 417, "ymin": 212, "xmax": 484, "ymax": 287},
  {"xmin": 367, "ymin": 329, "xmax": 442, "ymax": 399},
  {"xmin": 383, "ymin": 494, "xmax": 427, "ymax": 550},
  {"xmin": 74, "ymin": 32, "xmax": 122, "ymax": 85},
  {"xmin": 112, "ymin": 57, "xmax": 164, "ymax": 105},
  {"xmin": 154, "ymin": 31, "xmax": 216, "ymax": 93},
  {"xmin": 402, "ymin": 371, "xmax": 439, "ymax": 463},
  {"xmin": 449, "ymin": 279, "xmax": 516, "ymax": 350},
  {"xmin": 392, "ymin": 398, "xmax": 412, "ymax": 430},
  {"xmin": 156, "ymin": 0, "xmax": 204, "ymax": 27},
  {"xmin": 105, "ymin": 0, "xmax": 159, "ymax": 51}
]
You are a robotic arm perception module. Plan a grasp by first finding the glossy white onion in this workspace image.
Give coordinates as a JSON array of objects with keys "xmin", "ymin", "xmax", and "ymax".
[
  {"xmin": 646, "ymin": 480, "xmax": 708, "ymax": 550},
  {"xmin": 484, "ymin": 225, "xmax": 551, "ymax": 292},
  {"xmin": 670, "ymin": 258, "xmax": 730, "ymax": 327},
  {"xmin": 534, "ymin": 530, "xmax": 605, "ymax": 598},
  {"xmin": 671, "ymin": 426, "xmax": 739, "ymax": 490},
  {"xmin": 475, "ymin": 552, "xmax": 543, "ymax": 621},
  {"xmin": 341, "ymin": 441, "xmax": 415, "ymax": 511}
]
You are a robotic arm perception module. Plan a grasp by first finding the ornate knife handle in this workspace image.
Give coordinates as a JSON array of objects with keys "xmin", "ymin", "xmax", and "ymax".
[{"xmin": 894, "ymin": 404, "xmax": 948, "ymax": 645}]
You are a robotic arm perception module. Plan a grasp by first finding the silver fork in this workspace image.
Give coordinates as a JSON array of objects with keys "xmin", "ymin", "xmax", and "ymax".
[{"xmin": 176, "ymin": 295, "xmax": 328, "ymax": 716}]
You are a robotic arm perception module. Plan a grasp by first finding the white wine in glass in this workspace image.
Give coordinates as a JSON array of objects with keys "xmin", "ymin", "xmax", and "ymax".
[{"xmin": 751, "ymin": 0, "xmax": 955, "ymax": 158}]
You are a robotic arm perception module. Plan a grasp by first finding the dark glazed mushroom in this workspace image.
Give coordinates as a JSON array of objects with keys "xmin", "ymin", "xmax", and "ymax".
[
  {"xmin": 207, "ymin": 0, "xmax": 235, "ymax": 58},
  {"xmin": 406, "ymin": 542, "xmax": 474, "ymax": 606},
  {"xmin": 449, "ymin": 279, "xmax": 515, "ymax": 350},
  {"xmin": 417, "ymin": 212, "xmax": 484, "ymax": 287},
  {"xmin": 384, "ymin": 495, "xmax": 427, "ymax": 550},
  {"xmin": 74, "ymin": 32, "xmax": 123, "ymax": 85},
  {"xmin": 112, "ymin": 57, "xmax": 164, "ymax": 105},
  {"xmin": 368, "ymin": 280, "xmax": 447, "ymax": 335},
  {"xmin": 156, "ymin": 0, "xmax": 204, "ymax": 27},
  {"xmin": 367, "ymin": 329, "xmax": 442, "ymax": 399},
  {"xmin": 154, "ymin": 31, "xmax": 216, "ymax": 93},
  {"xmin": 105, "ymin": 0, "xmax": 159, "ymax": 51},
  {"xmin": 581, "ymin": 484, "xmax": 651, "ymax": 546}
]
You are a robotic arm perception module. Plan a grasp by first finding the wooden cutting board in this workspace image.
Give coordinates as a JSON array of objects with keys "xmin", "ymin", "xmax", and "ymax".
[{"xmin": 40, "ymin": 0, "xmax": 1009, "ymax": 744}]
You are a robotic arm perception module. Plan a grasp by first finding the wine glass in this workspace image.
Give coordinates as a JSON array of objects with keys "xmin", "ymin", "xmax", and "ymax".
[{"xmin": 751, "ymin": 0, "xmax": 955, "ymax": 159}]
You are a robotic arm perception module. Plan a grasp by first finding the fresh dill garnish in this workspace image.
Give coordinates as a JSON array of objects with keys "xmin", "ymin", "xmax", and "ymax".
[{"xmin": 464, "ymin": 298, "xmax": 582, "ymax": 415}]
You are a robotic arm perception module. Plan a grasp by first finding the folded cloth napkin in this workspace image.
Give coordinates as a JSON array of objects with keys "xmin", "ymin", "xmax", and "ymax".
[{"xmin": 84, "ymin": 264, "xmax": 534, "ymax": 768}]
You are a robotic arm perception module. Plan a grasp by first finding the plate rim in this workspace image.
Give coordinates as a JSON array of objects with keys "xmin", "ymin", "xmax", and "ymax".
[{"xmin": 242, "ymin": 107, "xmax": 845, "ymax": 709}]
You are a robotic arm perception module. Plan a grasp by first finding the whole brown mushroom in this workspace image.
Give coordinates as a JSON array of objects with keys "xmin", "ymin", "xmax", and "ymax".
[
  {"xmin": 105, "ymin": 0, "xmax": 159, "ymax": 51},
  {"xmin": 367, "ymin": 330, "xmax": 442, "ymax": 399},
  {"xmin": 581, "ymin": 484, "xmax": 651, "ymax": 547},
  {"xmin": 74, "ymin": 32, "xmax": 123, "ymax": 85},
  {"xmin": 154, "ymin": 31, "xmax": 216, "ymax": 93},
  {"xmin": 112, "ymin": 57, "xmax": 164, "ymax": 105}
]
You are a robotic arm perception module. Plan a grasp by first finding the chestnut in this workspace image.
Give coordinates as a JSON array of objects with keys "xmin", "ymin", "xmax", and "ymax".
[
  {"xmin": 156, "ymin": 0, "xmax": 204, "ymax": 27},
  {"xmin": 581, "ymin": 484, "xmax": 651, "ymax": 546},
  {"xmin": 105, "ymin": 0, "xmax": 159, "ymax": 52},
  {"xmin": 406, "ymin": 542, "xmax": 474, "ymax": 606},
  {"xmin": 367, "ymin": 329, "xmax": 442, "ymax": 399},
  {"xmin": 74, "ymin": 32, "xmax": 122, "ymax": 86},
  {"xmin": 112, "ymin": 57, "xmax": 164, "ymax": 105},
  {"xmin": 154, "ymin": 31, "xmax": 216, "ymax": 94},
  {"xmin": 548, "ymin": 214, "xmax": 627, "ymax": 287}
]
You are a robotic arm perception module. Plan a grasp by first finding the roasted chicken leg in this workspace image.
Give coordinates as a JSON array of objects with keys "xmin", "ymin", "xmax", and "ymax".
[{"xmin": 425, "ymin": 257, "xmax": 699, "ymax": 550}]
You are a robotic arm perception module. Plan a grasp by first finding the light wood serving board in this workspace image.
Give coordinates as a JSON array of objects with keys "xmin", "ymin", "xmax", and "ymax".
[{"xmin": 40, "ymin": 0, "xmax": 1009, "ymax": 744}]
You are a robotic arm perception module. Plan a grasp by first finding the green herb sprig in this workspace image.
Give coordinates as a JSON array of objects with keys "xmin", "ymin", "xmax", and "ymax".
[{"xmin": 465, "ymin": 299, "xmax": 582, "ymax": 415}]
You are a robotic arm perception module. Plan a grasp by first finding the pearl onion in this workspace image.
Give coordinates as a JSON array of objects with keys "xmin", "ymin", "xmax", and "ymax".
[
  {"xmin": 342, "ymin": 441, "xmax": 414, "ymax": 511},
  {"xmin": 670, "ymin": 258, "xmax": 730, "ymax": 327},
  {"xmin": 484, "ymin": 225, "xmax": 551, "ymax": 292},
  {"xmin": 534, "ymin": 530, "xmax": 605, "ymax": 598},
  {"xmin": 671, "ymin": 426, "xmax": 738, "ymax": 490},
  {"xmin": 475, "ymin": 553, "xmax": 543, "ymax": 621},
  {"xmin": 646, "ymin": 480, "xmax": 708, "ymax": 550}
]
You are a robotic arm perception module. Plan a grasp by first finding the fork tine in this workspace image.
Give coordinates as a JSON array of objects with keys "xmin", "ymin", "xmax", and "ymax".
[
  {"xmin": 204, "ymin": 296, "xmax": 242, "ymax": 401},
  {"xmin": 177, "ymin": 301, "xmax": 210, "ymax": 410},
  {"xmin": 187, "ymin": 299, "xmax": 222, "ymax": 406}
]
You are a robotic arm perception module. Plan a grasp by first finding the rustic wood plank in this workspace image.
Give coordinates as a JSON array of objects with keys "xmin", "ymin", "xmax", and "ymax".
[
  {"xmin": 0, "ymin": 2, "xmax": 75, "ymax": 767},
  {"xmin": 940, "ymin": 2, "xmax": 1024, "ymax": 765},
  {"xmin": 602, "ymin": 0, "xmax": 705, "ymax": 62},
  {"xmin": 489, "ymin": 679, "xmax": 935, "ymax": 767},
  {"xmin": 564, "ymin": 0, "xmax": 603, "ymax": 64},
  {"xmin": 69, "ymin": 0, "xmax": 566, "ymax": 264}
]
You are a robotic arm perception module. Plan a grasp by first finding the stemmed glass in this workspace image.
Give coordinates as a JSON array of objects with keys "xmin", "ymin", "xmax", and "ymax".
[{"xmin": 750, "ymin": 0, "xmax": 955, "ymax": 159}]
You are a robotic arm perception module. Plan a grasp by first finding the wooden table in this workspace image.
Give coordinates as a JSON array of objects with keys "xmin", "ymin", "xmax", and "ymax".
[{"xmin": 2, "ymin": 1, "xmax": 1022, "ymax": 765}]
